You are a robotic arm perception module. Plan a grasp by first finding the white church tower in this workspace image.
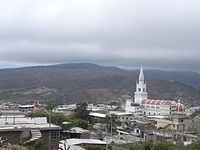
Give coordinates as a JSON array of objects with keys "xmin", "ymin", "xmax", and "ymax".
[{"xmin": 134, "ymin": 66, "xmax": 147, "ymax": 104}]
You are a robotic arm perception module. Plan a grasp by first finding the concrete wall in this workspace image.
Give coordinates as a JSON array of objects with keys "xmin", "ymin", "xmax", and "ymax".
[
  {"xmin": 0, "ymin": 131, "xmax": 22, "ymax": 144},
  {"xmin": 0, "ymin": 130, "xmax": 60, "ymax": 150}
]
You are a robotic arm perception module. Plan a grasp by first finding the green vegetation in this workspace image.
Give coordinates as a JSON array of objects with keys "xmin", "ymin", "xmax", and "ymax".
[
  {"xmin": 26, "ymin": 110, "xmax": 48, "ymax": 118},
  {"xmin": 26, "ymin": 109, "xmax": 88, "ymax": 129},
  {"xmin": 104, "ymin": 114, "xmax": 118, "ymax": 134},
  {"xmin": 73, "ymin": 102, "xmax": 91, "ymax": 121},
  {"xmin": 190, "ymin": 110, "xmax": 200, "ymax": 118},
  {"xmin": 0, "ymin": 145, "xmax": 27, "ymax": 150},
  {"xmin": 46, "ymin": 101, "xmax": 57, "ymax": 112},
  {"xmin": 26, "ymin": 140, "xmax": 43, "ymax": 150},
  {"xmin": 88, "ymin": 145, "xmax": 106, "ymax": 150},
  {"xmin": 0, "ymin": 63, "xmax": 198, "ymax": 104},
  {"xmin": 110, "ymin": 142, "xmax": 200, "ymax": 150},
  {"xmin": 108, "ymin": 101, "xmax": 120, "ymax": 106}
]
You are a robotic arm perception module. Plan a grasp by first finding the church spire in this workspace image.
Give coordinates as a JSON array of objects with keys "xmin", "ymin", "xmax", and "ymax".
[
  {"xmin": 139, "ymin": 65, "xmax": 144, "ymax": 83},
  {"xmin": 134, "ymin": 65, "xmax": 147, "ymax": 104}
]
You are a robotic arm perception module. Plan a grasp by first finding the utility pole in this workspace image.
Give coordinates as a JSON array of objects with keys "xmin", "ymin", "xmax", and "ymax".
[
  {"xmin": 48, "ymin": 105, "xmax": 52, "ymax": 150},
  {"xmin": 106, "ymin": 124, "xmax": 108, "ymax": 150},
  {"xmin": 110, "ymin": 116, "xmax": 112, "ymax": 137},
  {"xmin": 13, "ymin": 110, "xmax": 16, "ymax": 124},
  {"xmin": 48, "ymin": 129, "xmax": 52, "ymax": 150},
  {"xmin": 5, "ymin": 104, "xmax": 7, "ymax": 121}
]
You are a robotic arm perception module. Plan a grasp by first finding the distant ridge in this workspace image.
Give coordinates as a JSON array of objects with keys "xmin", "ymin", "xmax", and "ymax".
[
  {"xmin": 131, "ymin": 69, "xmax": 200, "ymax": 86},
  {"xmin": 0, "ymin": 63, "xmax": 198, "ymax": 106}
]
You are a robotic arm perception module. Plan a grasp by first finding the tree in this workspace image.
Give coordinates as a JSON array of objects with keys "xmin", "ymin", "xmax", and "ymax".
[
  {"xmin": 73, "ymin": 102, "xmax": 90, "ymax": 121},
  {"xmin": 104, "ymin": 114, "xmax": 118, "ymax": 135},
  {"xmin": 46, "ymin": 101, "xmax": 56, "ymax": 112},
  {"xmin": 187, "ymin": 142, "xmax": 200, "ymax": 150},
  {"xmin": 28, "ymin": 140, "xmax": 43, "ymax": 150},
  {"xmin": 26, "ymin": 110, "xmax": 88, "ymax": 130}
]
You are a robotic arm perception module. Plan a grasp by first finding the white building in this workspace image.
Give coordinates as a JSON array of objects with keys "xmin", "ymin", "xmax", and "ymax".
[{"xmin": 125, "ymin": 66, "xmax": 186, "ymax": 115}]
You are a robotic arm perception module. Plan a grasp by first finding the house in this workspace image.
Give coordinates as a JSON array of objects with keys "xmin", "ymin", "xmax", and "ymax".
[
  {"xmin": 110, "ymin": 111, "xmax": 134, "ymax": 122},
  {"xmin": 0, "ymin": 117, "xmax": 61, "ymax": 150},
  {"xmin": 155, "ymin": 115, "xmax": 189, "ymax": 131},
  {"xmin": 160, "ymin": 102, "xmax": 176, "ymax": 115},
  {"xmin": 18, "ymin": 101, "xmax": 42, "ymax": 113},
  {"xmin": 0, "ymin": 110, "xmax": 24, "ymax": 117},
  {"xmin": 18, "ymin": 105, "xmax": 34, "ymax": 112},
  {"xmin": 53, "ymin": 104, "xmax": 76, "ymax": 115},
  {"xmin": 117, "ymin": 121, "xmax": 156, "ymax": 142},
  {"xmin": 61, "ymin": 127, "xmax": 90, "ymax": 139}
]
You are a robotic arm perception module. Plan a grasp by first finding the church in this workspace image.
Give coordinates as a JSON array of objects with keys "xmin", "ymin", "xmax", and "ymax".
[{"xmin": 125, "ymin": 66, "xmax": 186, "ymax": 115}]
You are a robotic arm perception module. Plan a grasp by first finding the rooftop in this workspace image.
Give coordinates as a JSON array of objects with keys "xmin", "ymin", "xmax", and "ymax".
[
  {"xmin": 65, "ymin": 127, "xmax": 90, "ymax": 134},
  {"xmin": 89, "ymin": 112, "xmax": 106, "ymax": 118},
  {"xmin": 0, "ymin": 117, "xmax": 61, "ymax": 131}
]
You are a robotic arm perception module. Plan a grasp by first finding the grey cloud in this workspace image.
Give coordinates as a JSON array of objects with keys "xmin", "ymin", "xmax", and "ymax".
[{"xmin": 0, "ymin": 0, "xmax": 200, "ymax": 71}]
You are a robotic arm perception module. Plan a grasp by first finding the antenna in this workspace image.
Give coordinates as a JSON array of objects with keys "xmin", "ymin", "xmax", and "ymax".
[{"xmin": 13, "ymin": 110, "xmax": 16, "ymax": 124}]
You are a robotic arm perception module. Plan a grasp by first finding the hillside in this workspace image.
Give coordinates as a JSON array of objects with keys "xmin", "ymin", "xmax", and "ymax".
[
  {"xmin": 132, "ymin": 69, "xmax": 200, "ymax": 86},
  {"xmin": 0, "ymin": 63, "xmax": 198, "ymax": 106}
]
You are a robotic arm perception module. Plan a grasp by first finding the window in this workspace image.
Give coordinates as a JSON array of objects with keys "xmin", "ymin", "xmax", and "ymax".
[
  {"xmin": 136, "ymin": 129, "xmax": 139, "ymax": 134},
  {"xmin": 138, "ymin": 88, "xmax": 141, "ymax": 91},
  {"xmin": 51, "ymin": 130, "xmax": 60, "ymax": 139},
  {"xmin": 143, "ymin": 88, "xmax": 145, "ymax": 92}
]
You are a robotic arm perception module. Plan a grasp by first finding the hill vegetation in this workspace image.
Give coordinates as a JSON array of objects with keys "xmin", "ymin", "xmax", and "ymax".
[{"xmin": 0, "ymin": 63, "xmax": 198, "ymax": 106}]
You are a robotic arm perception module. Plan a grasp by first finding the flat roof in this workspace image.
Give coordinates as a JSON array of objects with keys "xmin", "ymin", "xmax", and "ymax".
[
  {"xmin": 19, "ymin": 105, "xmax": 34, "ymax": 108},
  {"xmin": 89, "ymin": 112, "xmax": 106, "ymax": 118},
  {"xmin": 0, "ymin": 123, "xmax": 61, "ymax": 132},
  {"xmin": 65, "ymin": 127, "xmax": 90, "ymax": 133},
  {"xmin": 0, "ymin": 117, "xmax": 48, "ymax": 125},
  {"xmin": 147, "ymin": 115, "xmax": 166, "ymax": 119},
  {"xmin": 0, "ymin": 117, "xmax": 61, "ymax": 131},
  {"xmin": 110, "ymin": 111, "xmax": 132, "ymax": 116}
]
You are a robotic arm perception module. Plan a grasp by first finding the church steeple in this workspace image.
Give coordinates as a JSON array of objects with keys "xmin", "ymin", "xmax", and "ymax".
[
  {"xmin": 139, "ymin": 65, "xmax": 144, "ymax": 84},
  {"xmin": 134, "ymin": 65, "xmax": 148, "ymax": 104}
]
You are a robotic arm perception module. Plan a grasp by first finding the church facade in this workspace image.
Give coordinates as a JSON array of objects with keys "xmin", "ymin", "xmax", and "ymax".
[{"xmin": 125, "ymin": 66, "xmax": 186, "ymax": 115}]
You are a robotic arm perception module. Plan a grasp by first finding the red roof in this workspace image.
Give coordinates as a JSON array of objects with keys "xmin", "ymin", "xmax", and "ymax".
[
  {"xmin": 141, "ymin": 99, "xmax": 186, "ymax": 112},
  {"xmin": 141, "ymin": 99, "xmax": 175, "ymax": 105}
]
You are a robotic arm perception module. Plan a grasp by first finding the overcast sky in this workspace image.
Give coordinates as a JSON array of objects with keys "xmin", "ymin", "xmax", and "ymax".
[{"xmin": 0, "ymin": 0, "xmax": 200, "ymax": 71}]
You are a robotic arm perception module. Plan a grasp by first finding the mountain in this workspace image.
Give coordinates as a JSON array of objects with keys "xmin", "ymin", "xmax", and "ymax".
[
  {"xmin": 0, "ymin": 63, "xmax": 199, "ymax": 106},
  {"xmin": 132, "ymin": 69, "xmax": 200, "ymax": 86}
]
